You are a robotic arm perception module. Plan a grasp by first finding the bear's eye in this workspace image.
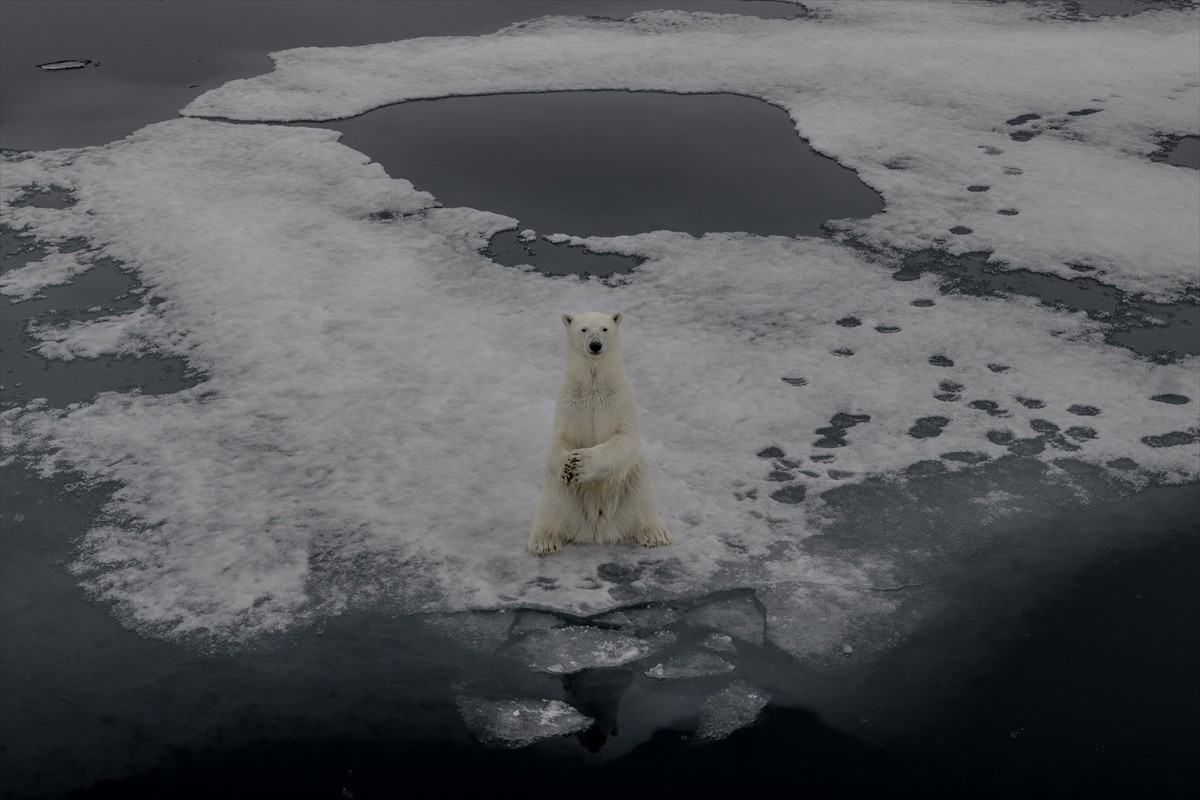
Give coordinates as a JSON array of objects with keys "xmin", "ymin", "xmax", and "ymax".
[
  {"xmin": 581, "ymin": 328, "xmax": 588, "ymax": 333},
  {"xmin": 601, "ymin": 327, "xmax": 608, "ymax": 332}
]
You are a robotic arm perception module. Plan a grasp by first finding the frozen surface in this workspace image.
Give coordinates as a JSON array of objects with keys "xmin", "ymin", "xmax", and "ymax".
[
  {"xmin": 183, "ymin": 1, "xmax": 1200, "ymax": 298},
  {"xmin": 0, "ymin": 2, "xmax": 1197, "ymax": 657},
  {"xmin": 456, "ymin": 697, "xmax": 591, "ymax": 748},
  {"xmin": 694, "ymin": 679, "xmax": 769, "ymax": 744}
]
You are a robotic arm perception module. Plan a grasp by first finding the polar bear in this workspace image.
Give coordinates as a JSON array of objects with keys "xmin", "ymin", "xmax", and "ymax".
[{"xmin": 528, "ymin": 312, "xmax": 673, "ymax": 556}]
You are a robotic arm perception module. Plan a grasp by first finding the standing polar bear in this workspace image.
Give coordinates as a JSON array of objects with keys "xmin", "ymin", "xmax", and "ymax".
[{"xmin": 528, "ymin": 312, "xmax": 673, "ymax": 556}]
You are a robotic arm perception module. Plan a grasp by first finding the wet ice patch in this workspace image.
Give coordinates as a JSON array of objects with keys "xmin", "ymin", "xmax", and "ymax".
[
  {"xmin": 645, "ymin": 652, "xmax": 735, "ymax": 680},
  {"xmin": 457, "ymin": 697, "xmax": 591, "ymax": 748}
]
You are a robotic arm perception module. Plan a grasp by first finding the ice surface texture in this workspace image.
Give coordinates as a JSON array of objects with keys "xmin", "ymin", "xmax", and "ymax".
[
  {"xmin": 1, "ymin": 2, "xmax": 1197, "ymax": 648},
  {"xmin": 183, "ymin": 2, "xmax": 1200, "ymax": 297}
]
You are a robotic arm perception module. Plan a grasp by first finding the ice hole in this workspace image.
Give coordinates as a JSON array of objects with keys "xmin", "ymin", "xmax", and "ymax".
[{"xmin": 289, "ymin": 91, "xmax": 883, "ymax": 275}]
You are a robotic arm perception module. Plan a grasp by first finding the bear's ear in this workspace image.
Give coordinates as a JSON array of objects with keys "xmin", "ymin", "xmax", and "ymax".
[
  {"xmin": 611, "ymin": 312, "xmax": 622, "ymax": 326},
  {"xmin": 561, "ymin": 314, "xmax": 574, "ymax": 328}
]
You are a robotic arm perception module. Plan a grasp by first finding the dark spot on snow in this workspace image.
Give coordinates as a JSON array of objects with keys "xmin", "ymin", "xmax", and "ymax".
[
  {"xmin": 1106, "ymin": 457, "xmax": 1138, "ymax": 471},
  {"xmin": 1068, "ymin": 404, "xmax": 1101, "ymax": 416},
  {"xmin": 814, "ymin": 413, "xmax": 871, "ymax": 448},
  {"xmin": 875, "ymin": 325, "xmax": 900, "ymax": 333},
  {"xmin": 929, "ymin": 355, "xmax": 954, "ymax": 367},
  {"xmin": 828, "ymin": 470, "xmax": 855, "ymax": 480},
  {"xmin": 836, "ymin": 316, "xmax": 861, "ymax": 327},
  {"xmin": 1010, "ymin": 130, "xmax": 1039, "ymax": 142},
  {"xmin": 911, "ymin": 299, "xmax": 935, "ymax": 307},
  {"xmin": 904, "ymin": 460, "xmax": 947, "ymax": 478},
  {"xmin": 1151, "ymin": 393, "xmax": 1190, "ymax": 405},
  {"xmin": 1068, "ymin": 108, "xmax": 1102, "ymax": 117},
  {"xmin": 979, "ymin": 145, "xmax": 1004, "ymax": 155},
  {"xmin": 756, "ymin": 446, "xmax": 785, "ymax": 459},
  {"xmin": 779, "ymin": 458, "xmax": 802, "ymax": 469},
  {"xmin": 1008, "ymin": 438, "xmax": 1046, "ymax": 456},
  {"xmin": 1069, "ymin": 263, "xmax": 1096, "ymax": 273},
  {"xmin": 800, "ymin": 469, "xmax": 821, "ymax": 478},
  {"xmin": 766, "ymin": 469, "xmax": 794, "ymax": 482},
  {"xmin": 949, "ymin": 226, "xmax": 973, "ymax": 235},
  {"xmin": 830, "ymin": 348, "xmax": 855, "ymax": 357},
  {"xmin": 1141, "ymin": 431, "xmax": 1199, "ymax": 448},
  {"xmin": 941, "ymin": 451, "xmax": 990, "ymax": 464},
  {"xmin": 940, "ymin": 379, "xmax": 965, "ymax": 392},
  {"xmin": 1017, "ymin": 397, "xmax": 1046, "ymax": 409},
  {"xmin": 1066, "ymin": 426, "xmax": 1097, "ymax": 441},
  {"xmin": 987, "ymin": 363, "xmax": 1010, "ymax": 373},
  {"xmin": 969, "ymin": 400, "xmax": 1007, "ymax": 417},
  {"xmin": 934, "ymin": 394, "xmax": 959, "ymax": 402},
  {"xmin": 997, "ymin": 209, "xmax": 1019, "ymax": 216},
  {"xmin": 733, "ymin": 487, "xmax": 759, "ymax": 501},
  {"xmin": 967, "ymin": 185, "xmax": 990, "ymax": 192},
  {"xmin": 1029, "ymin": 419, "xmax": 1060, "ymax": 435},
  {"xmin": 908, "ymin": 416, "xmax": 950, "ymax": 439},
  {"xmin": 987, "ymin": 429, "xmax": 1016, "ymax": 445},
  {"xmin": 770, "ymin": 485, "xmax": 808, "ymax": 504},
  {"xmin": 367, "ymin": 210, "xmax": 397, "ymax": 221},
  {"xmin": 1007, "ymin": 113, "xmax": 1042, "ymax": 126},
  {"xmin": 1003, "ymin": 167, "xmax": 1023, "ymax": 175},
  {"xmin": 10, "ymin": 185, "xmax": 76, "ymax": 209},
  {"xmin": 809, "ymin": 454, "xmax": 835, "ymax": 463},
  {"xmin": 597, "ymin": 562, "xmax": 643, "ymax": 584},
  {"xmin": 781, "ymin": 377, "xmax": 808, "ymax": 386}
]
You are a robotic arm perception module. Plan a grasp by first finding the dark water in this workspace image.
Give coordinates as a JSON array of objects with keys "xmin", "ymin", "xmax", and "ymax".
[
  {"xmin": 2, "ymin": 1, "xmax": 1198, "ymax": 798},
  {"xmin": 293, "ymin": 91, "xmax": 883, "ymax": 240}
]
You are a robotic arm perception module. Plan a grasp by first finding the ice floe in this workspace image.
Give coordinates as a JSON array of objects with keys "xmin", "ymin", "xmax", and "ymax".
[
  {"xmin": 456, "ymin": 697, "xmax": 591, "ymax": 748},
  {"xmin": 0, "ymin": 2, "xmax": 1196, "ymax": 658}
]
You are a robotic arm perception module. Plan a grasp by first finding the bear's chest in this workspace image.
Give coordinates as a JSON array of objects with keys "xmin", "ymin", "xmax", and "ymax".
[{"xmin": 559, "ymin": 389, "xmax": 625, "ymax": 448}]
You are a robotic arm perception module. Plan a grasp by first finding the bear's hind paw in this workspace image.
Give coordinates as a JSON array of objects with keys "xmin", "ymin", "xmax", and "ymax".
[
  {"xmin": 632, "ymin": 524, "xmax": 674, "ymax": 548},
  {"xmin": 527, "ymin": 534, "xmax": 564, "ymax": 556}
]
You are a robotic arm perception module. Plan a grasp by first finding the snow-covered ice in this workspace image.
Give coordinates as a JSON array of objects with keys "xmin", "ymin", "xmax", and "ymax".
[
  {"xmin": 1, "ymin": 1, "xmax": 1196, "ymax": 673},
  {"xmin": 509, "ymin": 626, "xmax": 666, "ymax": 674}
]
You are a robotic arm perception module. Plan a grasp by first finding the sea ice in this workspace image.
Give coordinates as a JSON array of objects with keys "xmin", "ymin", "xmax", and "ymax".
[
  {"xmin": 509, "ymin": 626, "xmax": 660, "ymax": 674},
  {"xmin": 0, "ymin": 2, "xmax": 1196, "ymax": 651},
  {"xmin": 645, "ymin": 652, "xmax": 735, "ymax": 680},
  {"xmin": 694, "ymin": 679, "xmax": 769, "ymax": 744},
  {"xmin": 456, "ymin": 697, "xmax": 591, "ymax": 748}
]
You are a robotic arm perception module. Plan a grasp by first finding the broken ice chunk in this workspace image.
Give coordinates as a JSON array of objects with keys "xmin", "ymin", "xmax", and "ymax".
[
  {"xmin": 457, "ymin": 697, "xmax": 591, "ymax": 748},
  {"xmin": 512, "ymin": 626, "xmax": 655, "ymax": 674},
  {"xmin": 694, "ymin": 680, "xmax": 769, "ymax": 744},
  {"xmin": 645, "ymin": 652, "xmax": 735, "ymax": 680}
]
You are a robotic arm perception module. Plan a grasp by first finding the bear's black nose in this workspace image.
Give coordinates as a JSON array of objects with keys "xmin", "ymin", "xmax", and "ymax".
[{"xmin": 589, "ymin": 342, "xmax": 602, "ymax": 353}]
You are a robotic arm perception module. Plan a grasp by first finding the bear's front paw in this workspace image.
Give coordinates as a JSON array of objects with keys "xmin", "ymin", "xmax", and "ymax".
[{"xmin": 563, "ymin": 449, "xmax": 599, "ymax": 484}]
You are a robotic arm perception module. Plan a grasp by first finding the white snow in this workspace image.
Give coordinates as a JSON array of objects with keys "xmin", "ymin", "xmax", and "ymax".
[
  {"xmin": 0, "ymin": 2, "xmax": 1197, "ymax": 658},
  {"xmin": 456, "ymin": 697, "xmax": 591, "ymax": 748}
]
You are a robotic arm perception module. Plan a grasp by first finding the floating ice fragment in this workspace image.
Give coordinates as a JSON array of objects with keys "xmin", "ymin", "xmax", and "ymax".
[
  {"xmin": 36, "ymin": 60, "xmax": 93, "ymax": 71},
  {"xmin": 512, "ymin": 626, "xmax": 656, "ymax": 674},
  {"xmin": 699, "ymin": 632, "xmax": 736, "ymax": 653},
  {"xmin": 645, "ymin": 651, "xmax": 735, "ymax": 680},
  {"xmin": 593, "ymin": 605, "xmax": 682, "ymax": 632},
  {"xmin": 694, "ymin": 680, "xmax": 769, "ymax": 744},
  {"xmin": 457, "ymin": 697, "xmax": 591, "ymax": 748}
]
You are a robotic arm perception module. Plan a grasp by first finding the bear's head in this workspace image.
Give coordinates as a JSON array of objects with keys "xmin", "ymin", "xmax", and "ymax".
[{"xmin": 562, "ymin": 311, "xmax": 622, "ymax": 359}]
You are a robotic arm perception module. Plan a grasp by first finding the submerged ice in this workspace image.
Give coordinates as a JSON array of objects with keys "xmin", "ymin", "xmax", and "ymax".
[{"xmin": 1, "ymin": 0, "xmax": 1197, "ymax": 677}]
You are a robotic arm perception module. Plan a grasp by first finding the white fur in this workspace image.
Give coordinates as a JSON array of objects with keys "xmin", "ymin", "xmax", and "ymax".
[{"xmin": 528, "ymin": 312, "xmax": 673, "ymax": 556}]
